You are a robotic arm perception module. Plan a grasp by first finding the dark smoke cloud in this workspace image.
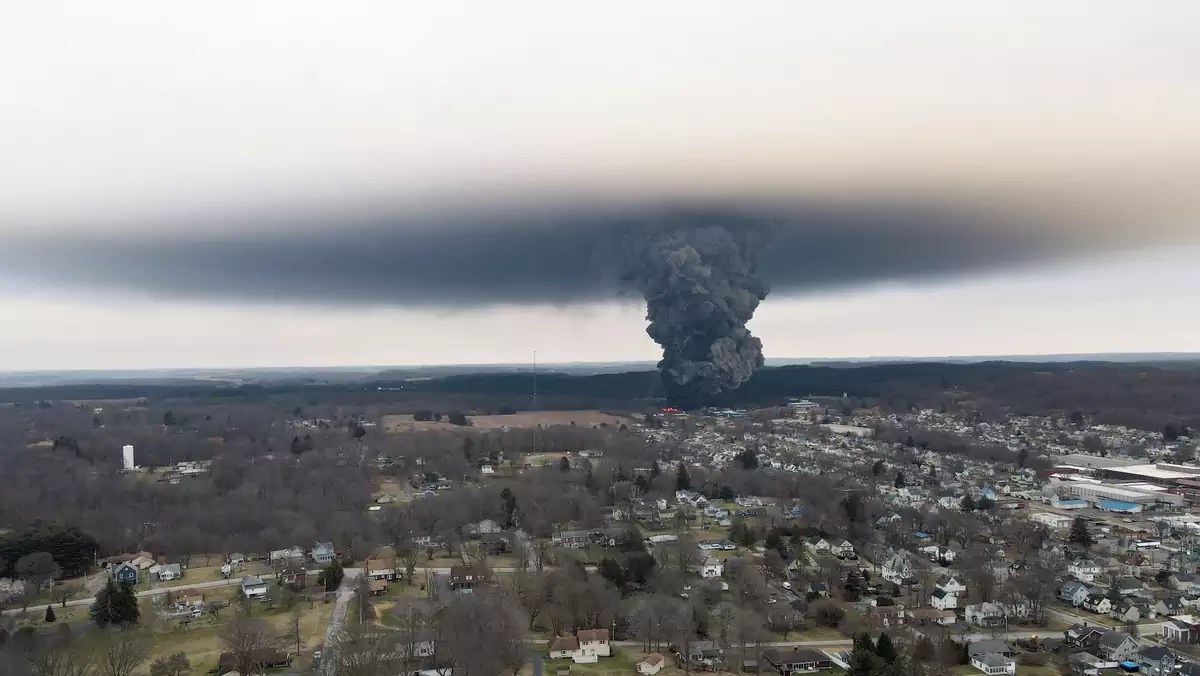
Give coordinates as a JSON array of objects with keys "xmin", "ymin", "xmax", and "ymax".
[
  {"xmin": 618, "ymin": 216, "xmax": 770, "ymax": 399},
  {"xmin": 0, "ymin": 200, "xmax": 1105, "ymax": 309}
]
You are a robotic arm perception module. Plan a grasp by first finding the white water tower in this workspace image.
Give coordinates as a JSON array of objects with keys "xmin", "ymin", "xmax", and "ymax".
[{"xmin": 122, "ymin": 444, "xmax": 135, "ymax": 471}]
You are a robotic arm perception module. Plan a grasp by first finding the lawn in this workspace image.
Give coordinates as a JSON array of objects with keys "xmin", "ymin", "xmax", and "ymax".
[
  {"xmin": 136, "ymin": 596, "xmax": 333, "ymax": 675},
  {"xmin": 1016, "ymin": 666, "xmax": 1063, "ymax": 676}
]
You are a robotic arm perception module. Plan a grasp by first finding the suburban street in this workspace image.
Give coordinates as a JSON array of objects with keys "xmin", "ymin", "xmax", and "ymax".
[{"xmin": 318, "ymin": 568, "xmax": 361, "ymax": 676}]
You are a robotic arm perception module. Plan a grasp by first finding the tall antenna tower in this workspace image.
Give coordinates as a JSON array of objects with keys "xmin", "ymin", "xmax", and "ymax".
[{"xmin": 531, "ymin": 350, "xmax": 543, "ymax": 453}]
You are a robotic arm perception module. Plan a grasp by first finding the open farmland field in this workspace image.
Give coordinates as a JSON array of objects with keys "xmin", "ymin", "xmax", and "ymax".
[{"xmin": 383, "ymin": 410, "xmax": 633, "ymax": 433}]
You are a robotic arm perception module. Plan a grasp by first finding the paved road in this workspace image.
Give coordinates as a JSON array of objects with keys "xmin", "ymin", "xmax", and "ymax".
[
  {"xmin": 0, "ymin": 574, "xmax": 264, "ymax": 616},
  {"xmin": 318, "ymin": 568, "xmax": 361, "ymax": 676}
]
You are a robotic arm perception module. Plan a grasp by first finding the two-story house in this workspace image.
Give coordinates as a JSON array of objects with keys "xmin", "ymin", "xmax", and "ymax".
[
  {"xmin": 1097, "ymin": 631, "xmax": 1140, "ymax": 662},
  {"xmin": 964, "ymin": 602, "xmax": 1006, "ymax": 628},
  {"xmin": 241, "ymin": 574, "xmax": 268, "ymax": 598},
  {"xmin": 450, "ymin": 565, "xmax": 489, "ymax": 594},
  {"xmin": 1068, "ymin": 559, "xmax": 1102, "ymax": 583},
  {"xmin": 882, "ymin": 550, "xmax": 914, "ymax": 585},
  {"xmin": 548, "ymin": 629, "xmax": 611, "ymax": 663},
  {"xmin": 830, "ymin": 540, "xmax": 856, "ymax": 559},
  {"xmin": 311, "ymin": 541, "xmax": 336, "ymax": 565},
  {"xmin": 700, "ymin": 557, "xmax": 724, "ymax": 579},
  {"xmin": 930, "ymin": 575, "xmax": 966, "ymax": 611},
  {"xmin": 1059, "ymin": 581, "xmax": 1092, "ymax": 607},
  {"xmin": 1081, "ymin": 595, "xmax": 1112, "ymax": 615}
]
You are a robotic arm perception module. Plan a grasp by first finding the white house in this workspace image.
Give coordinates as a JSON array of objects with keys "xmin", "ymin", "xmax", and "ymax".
[
  {"xmin": 964, "ymin": 603, "xmax": 1006, "ymax": 628},
  {"xmin": 970, "ymin": 654, "xmax": 1015, "ymax": 676},
  {"xmin": 700, "ymin": 557, "xmax": 724, "ymax": 579},
  {"xmin": 637, "ymin": 653, "xmax": 665, "ymax": 675},
  {"xmin": 931, "ymin": 588, "xmax": 959, "ymax": 611},
  {"xmin": 480, "ymin": 464, "xmax": 495, "ymax": 475},
  {"xmin": 548, "ymin": 629, "xmax": 611, "ymax": 663},
  {"xmin": 882, "ymin": 550, "xmax": 914, "ymax": 585},
  {"xmin": 157, "ymin": 563, "xmax": 182, "ymax": 582},
  {"xmin": 241, "ymin": 575, "xmax": 268, "ymax": 598},
  {"xmin": 1069, "ymin": 559, "xmax": 1102, "ymax": 583},
  {"xmin": 935, "ymin": 575, "xmax": 967, "ymax": 595},
  {"xmin": 806, "ymin": 537, "xmax": 831, "ymax": 554},
  {"xmin": 830, "ymin": 540, "xmax": 855, "ymax": 558}
]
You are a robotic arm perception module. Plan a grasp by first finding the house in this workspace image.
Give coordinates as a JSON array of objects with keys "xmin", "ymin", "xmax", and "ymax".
[
  {"xmin": 1069, "ymin": 559, "xmax": 1102, "ymax": 583},
  {"xmin": 700, "ymin": 557, "xmax": 724, "ymax": 579},
  {"xmin": 1163, "ymin": 617, "xmax": 1199, "ymax": 644},
  {"xmin": 368, "ymin": 578, "xmax": 387, "ymax": 595},
  {"xmin": 677, "ymin": 640, "xmax": 723, "ymax": 667},
  {"xmin": 480, "ymin": 463, "xmax": 495, "ymax": 475},
  {"xmin": 241, "ymin": 574, "xmax": 268, "ymax": 598},
  {"xmin": 882, "ymin": 550, "xmax": 914, "ymax": 585},
  {"xmin": 449, "ymin": 565, "xmax": 489, "ymax": 594},
  {"xmin": 1059, "ymin": 581, "xmax": 1092, "ymax": 607},
  {"xmin": 935, "ymin": 575, "xmax": 966, "ymax": 595},
  {"xmin": 907, "ymin": 608, "xmax": 955, "ymax": 626},
  {"xmin": 966, "ymin": 641, "xmax": 1015, "ymax": 661},
  {"xmin": 278, "ymin": 560, "xmax": 307, "ymax": 588},
  {"xmin": 1170, "ymin": 573, "xmax": 1199, "ymax": 592},
  {"xmin": 553, "ymin": 530, "xmax": 592, "ymax": 548},
  {"xmin": 637, "ymin": 653, "xmax": 666, "ymax": 675},
  {"xmin": 269, "ymin": 547, "xmax": 305, "ymax": 563},
  {"xmin": 1097, "ymin": 631, "xmax": 1140, "ymax": 662},
  {"xmin": 1115, "ymin": 577, "xmax": 1143, "ymax": 596},
  {"xmin": 481, "ymin": 533, "xmax": 509, "ymax": 555},
  {"xmin": 964, "ymin": 603, "xmax": 1006, "ymax": 628},
  {"xmin": 157, "ymin": 563, "xmax": 182, "ymax": 582},
  {"xmin": 228, "ymin": 552, "xmax": 246, "ymax": 565},
  {"xmin": 806, "ymin": 537, "xmax": 831, "ymax": 554},
  {"xmin": 1081, "ymin": 595, "xmax": 1112, "ymax": 615},
  {"xmin": 547, "ymin": 629, "xmax": 610, "ymax": 663},
  {"xmin": 1065, "ymin": 624, "xmax": 1106, "ymax": 648},
  {"xmin": 366, "ymin": 558, "xmax": 396, "ymax": 581},
  {"xmin": 111, "ymin": 562, "xmax": 139, "ymax": 585},
  {"xmin": 1139, "ymin": 646, "xmax": 1178, "ymax": 676},
  {"xmin": 761, "ymin": 648, "xmax": 833, "ymax": 674},
  {"xmin": 1111, "ymin": 602, "xmax": 1142, "ymax": 623},
  {"xmin": 470, "ymin": 519, "xmax": 503, "ymax": 536},
  {"xmin": 930, "ymin": 588, "xmax": 958, "ymax": 611},
  {"xmin": 867, "ymin": 606, "xmax": 906, "ymax": 628},
  {"xmin": 830, "ymin": 540, "xmax": 855, "ymax": 559},
  {"xmin": 969, "ymin": 653, "xmax": 1015, "ymax": 676},
  {"xmin": 676, "ymin": 490, "xmax": 709, "ymax": 507},
  {"xmin": 311, "ymin": 542, "xmax": 336, "ymax": 565}
]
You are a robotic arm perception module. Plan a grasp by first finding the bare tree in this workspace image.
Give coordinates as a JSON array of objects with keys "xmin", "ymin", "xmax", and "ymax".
[
  {"xmin": 397, "ymin": 543, "xmax": 420, "ymax": 585},
  {"xmin": 330, "ymin": 626, "xmax": 399, "ymax": 676},
  {"xmin": 220, "ymin": 611, "xmax": 281, "ymax": 675},
  {"xmin": 92, "ymin": 630, "xmax": 152, "ymax": 676}
]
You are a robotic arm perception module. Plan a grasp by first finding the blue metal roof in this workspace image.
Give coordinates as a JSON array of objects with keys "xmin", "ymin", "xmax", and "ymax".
[{"xmin": 1097, "ymin": 499, "xmax": 1140, "ymax": 510}]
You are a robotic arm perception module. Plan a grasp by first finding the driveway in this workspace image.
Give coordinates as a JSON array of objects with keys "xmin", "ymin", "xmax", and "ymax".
[{"xmin": 318, "ymin": 568, "xmax": 361, "ymax": 676}]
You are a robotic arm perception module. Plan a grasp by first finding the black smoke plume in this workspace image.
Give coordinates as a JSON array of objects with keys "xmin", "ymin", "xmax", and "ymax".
[{"xmin": 620, "ymin": 217, "xmax": 771, "ymax": 403}]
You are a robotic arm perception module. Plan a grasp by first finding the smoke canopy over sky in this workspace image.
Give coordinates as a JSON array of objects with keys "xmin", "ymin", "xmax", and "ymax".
[{"xmin": 0, "ymin": 1, "xmax": 1198, "ymax": 370}]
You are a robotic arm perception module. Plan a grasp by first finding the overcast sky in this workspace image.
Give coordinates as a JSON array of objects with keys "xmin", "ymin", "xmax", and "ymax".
[{"xmin": 1, "ymin": 2, "xmax": 1198, "ymax": 370}]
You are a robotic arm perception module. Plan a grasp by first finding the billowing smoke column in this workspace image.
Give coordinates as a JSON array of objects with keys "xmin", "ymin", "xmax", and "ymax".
[{"xmin": 621, "ymin": 219, "xmax": 771, "ymax": 404}]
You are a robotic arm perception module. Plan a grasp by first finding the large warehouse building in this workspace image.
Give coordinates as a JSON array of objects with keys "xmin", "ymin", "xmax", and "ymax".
[{"xmin": 1063, "ymin": 481, "xmax": 1184, "ymax": 508}]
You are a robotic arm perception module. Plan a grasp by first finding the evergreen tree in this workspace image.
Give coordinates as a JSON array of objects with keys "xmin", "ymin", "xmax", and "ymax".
[
  {"xmin": 893, "ymin": 471, "xmax": 906, "ymax": 488},
  {"xmin": 597, "ymin": 557, "xmax": 626, "ymax": 589},
  {"xmin": 318, "ymin": 559, "xmax": 345, "ymax": 591},
  {"xmin": 871, "ymin": 460, "xmax": 885, "ymax": 477},
  {"xmin": 676, "ymin": 464, "xmax": 691, "ymax": 491},
  {"xmin": 558, "ymin": 456, "xmax": 571, "ymax": 472},
  {"xmin": 961, "ymin": 494, "xmax": 976, "ymax": 511},
  {"xmin": 91, "ymin": 578, "xmax": 139, "ymax": 627},
  {"xmin": 650, "ymin": 461, "xmax": 661, "ymax": 482},
  {"xmin": 1070, "ymin": 516, "xmax": 1095, "ymax": 549},
  {"xmin": 849, "ymin": 633, "xmax": 883, "ymax": 676},
  {"xmin": 44, "ymin": 604, "xmax": 55, "ymax": 623},
  {"xmin": 977, "ymin": 496, "xmax": 995, "ymax": 510},
  {"xmin": 1017, "ymin": 448, "xmax": 1029, "ymax": 468},
  {"xmin": 875, "ymin": 632, "xmax": 897, "ymax": 663}
]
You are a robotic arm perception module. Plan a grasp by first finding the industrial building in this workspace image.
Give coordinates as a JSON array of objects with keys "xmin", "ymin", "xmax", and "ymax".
[{"xmin": 1062, "ymin": 481, "xmax": 1184, "ymax": 508}]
